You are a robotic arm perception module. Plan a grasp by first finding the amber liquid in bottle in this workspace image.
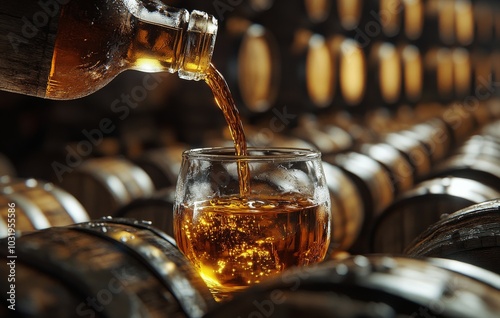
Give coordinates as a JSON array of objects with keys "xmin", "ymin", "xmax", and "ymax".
[{"xmin": 46, "ymin": 0, "xmax": 216, "ymax": 99}]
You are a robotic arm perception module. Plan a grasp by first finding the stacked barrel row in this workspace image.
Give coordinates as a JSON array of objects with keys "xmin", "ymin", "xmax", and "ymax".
[
  {"xmin": 203, "ymin": 0, "xmax": 500, "ymax": 118},
  {"xmin": 1, "ymin": 99, "xmax": 497, "ymax": 257},
  {"xmin": 0, "ymin": 144, "xmax": 188, "ymax": 238},
  {"xmin": 331, "ymin": 110, "xmax": 499, "ymax": 260}
]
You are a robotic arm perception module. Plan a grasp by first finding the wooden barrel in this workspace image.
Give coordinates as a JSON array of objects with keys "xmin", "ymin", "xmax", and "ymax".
[
  {"xmin": 405, "ymin": 199, "xmax": 500, "ymax": 275},
  {"xmin": 457, "ymin": 135, "xmax": 500, "ymax": 160},
  {"xmin": 319, "ymin": 111, "xmax": 379, "ymax": 146},
  {"xmin": 427, "ymin": 120, "xmax": 500, "ymax": 191},
  {"xmin": 325, "ymin": 152, "xmax": 394, "ymax": 218},
  {"xmin": 370, "ymin": 177, "xmax": 500, "ymax": 254},
  {"xmin": 115, "ymin": 187, "xmax": 176, "ymax": 237},
  {"xmin": 291, "ymin": 115, "xmax": 354, "ymax": 155},
  {"xmin": 425, "ymin": 257, "xmax": 500, "ymax": 290},
  {"xmin": 203, "ymin": 255, "xmax": 500, "ymax": 318},
  {"xmin": 399, "ymin": 117, "xmax": 452, "ymax": 164},
  {"xmin": 0, "ymin": 177, "xmax": 89, "ymax": 238},
  {"xmin": 458, "ymin": 119, "xmax": 500, "ymax": 158},
  {"xmin": 234, "ymin": 23, "xmax": 280, "ymax": 112},
  {"xmin": 133, "ymin": 145, "xmax": 187, "ymax": 190},
  {"xmin": 0, "ymin": 218, "xmax": 215, "ymax": 317},
  {"xmin": 321, "ymin": 162, "xmax": 364, "ymax": 254},
  {"xmin": 58, "ymin": 157, "xmax": 155, "ymax": 218},
  {"xmin": 359, "ymin": 143, "xmax": 414, "ymax": 195},
  {"xmin": 324, "ymin": 152, "xmax": 394, "ymax": 253},
  {"xmin": 429, "ymin": 154, "xmax": 500, "ymax": 192},
  {"xmin": 382, "ymin": 131, "xmax": 432, "ymax": 180},
  {"xmin": 440, "ymin": 103, "xmax": 480, "ymax": 147}
]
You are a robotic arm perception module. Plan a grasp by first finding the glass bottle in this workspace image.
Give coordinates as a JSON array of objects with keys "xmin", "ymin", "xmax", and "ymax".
[{"xmin": 0, "ymin": 0, "xmax": 218, "ymax": 99}]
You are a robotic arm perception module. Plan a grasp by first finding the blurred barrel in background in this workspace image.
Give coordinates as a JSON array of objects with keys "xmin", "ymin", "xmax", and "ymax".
[
  {"xmin": 428, "ymin": 119, "xmax": 500, "ymax": 191},
  {"xmin": 366, "ymin": 42, "xmax": 403, "ymax": 108},
  {"xmin": 382, "ymin": 130, "xmax": 432, "ymax": 181},
  {"xmin": 115, "ymin": 187, "xmax": 176, "ymax": 237},
  {"xmin": 335, "ymin": 37, "xmax": 367, "ymax": 109},
  {"xmin": 322, "ymin": 162, "xmax": 364, "ymax": 254},
  {"xmin": 132, "ymin": 144, "xmax": 187, "ymax": 190},
  {"xmin": 324, "ymin": 151, "xmax": 394, "ymax": 253},
  {"xmin": 359, "ymin": 142, "xmax": 414, "ymax": 195},
  {"xmin": 399, "ymin": 44, "xmax": 424, "ymax": 105},
  {"xmin": 291, "ymin": 114, "xmax": 354, "ymax": 155},
  {"xmin": 58, "ymin": 157, "xmax": 155, "ymax": 218},
  {"xmin": 398, "ymin": 117, "xmax": 451, "ymax": 164},
  {"xmin": 217, "ymin": 19, "xmax": 280, "ymax": 114},
  {"xmin": 0, "ymin": 177, "xmax": 89, "ymax": 237},
  {"xmin": 431, "ymin": 152, "xmax": 500, "ymax": 191}
]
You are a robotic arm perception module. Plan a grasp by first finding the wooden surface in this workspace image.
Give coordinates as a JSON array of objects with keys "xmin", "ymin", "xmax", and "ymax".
[{"xmin": 0, "ymin": 2, "xmax": 59, "ymax": 97}]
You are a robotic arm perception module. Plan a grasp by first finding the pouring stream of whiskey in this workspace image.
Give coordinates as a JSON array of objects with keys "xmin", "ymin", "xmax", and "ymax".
[{"xmin": 205, "ymin": 64, "xmax": 250, "ymax": 197}]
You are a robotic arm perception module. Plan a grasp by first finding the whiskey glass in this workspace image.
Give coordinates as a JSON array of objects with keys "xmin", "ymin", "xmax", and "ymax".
[{"xmin": 173, "ymin": 147, "xmax": 331, "ymax": 301}]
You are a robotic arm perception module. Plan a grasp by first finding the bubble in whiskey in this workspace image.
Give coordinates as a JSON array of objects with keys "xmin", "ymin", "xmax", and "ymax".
[{"xmin": 174, "ymin": 196, "xmax": 331, "ymax": 300}]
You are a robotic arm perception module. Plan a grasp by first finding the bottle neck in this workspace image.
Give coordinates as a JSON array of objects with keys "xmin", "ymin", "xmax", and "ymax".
[{"xmin": 126, "ymin": 0, "xmax": 218, "ymax": 81}]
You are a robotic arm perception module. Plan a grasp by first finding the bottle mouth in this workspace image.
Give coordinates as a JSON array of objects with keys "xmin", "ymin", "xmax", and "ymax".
[
  {"xmin": 124, "ymin": 0, "xmax": 218, "ymax": 80},
  {"xmin": 178, "ymin": 10, "xmax": 219, "ymax": 81}
]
